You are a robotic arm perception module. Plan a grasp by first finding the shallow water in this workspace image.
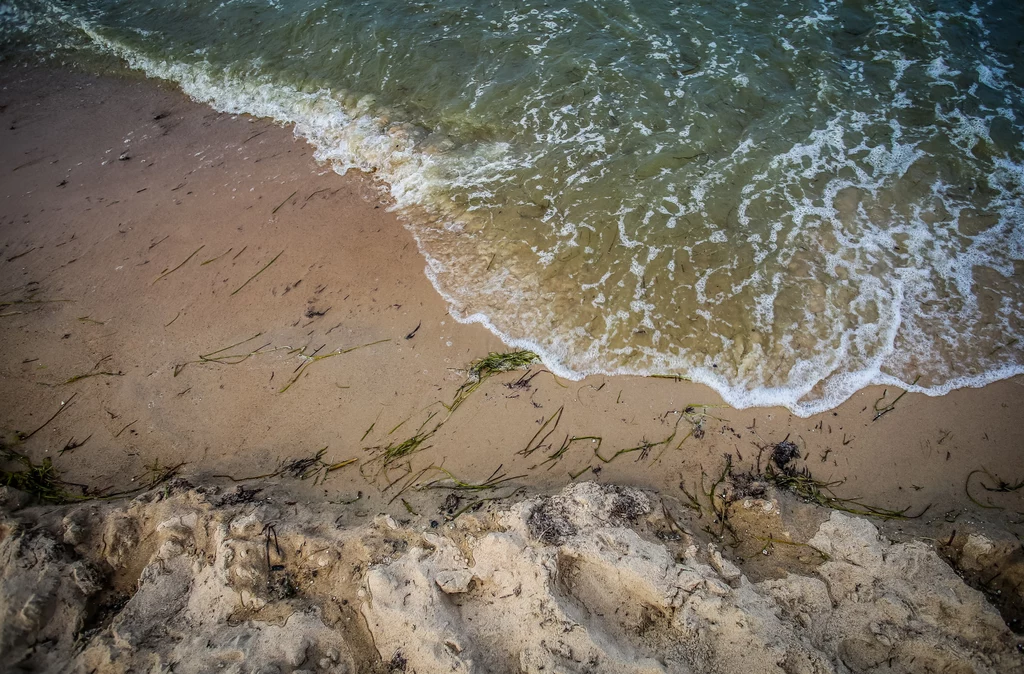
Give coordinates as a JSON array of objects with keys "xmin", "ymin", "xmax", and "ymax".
[{"xmin": 3, "ymin": 0, "xmax": 1023, "ymax": 414}]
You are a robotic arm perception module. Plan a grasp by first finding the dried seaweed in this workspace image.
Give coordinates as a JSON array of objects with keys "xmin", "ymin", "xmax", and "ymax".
[
  {"xmin": 278, "ymin": 338, "xmax": 388, "ymax": 393},
  {"xmin": 153, "ymin": 245, "xmax": 204, "ymax": 284},
  {"xmin": 230, "ymin": 250, "xmax": 284, "ymax": 296},
  {"xmin": 872, "ymin": 375, "xmax": 921, "ymax": 421},
  {"xmin": 763, "ymin": 439, "xmax": 926, "ymax": 520},
  {"xmin": 418, "ymin": 464, "xmax": 525, "ymax": 492},
  {"xmin": 965, "ymin": 468, "xmax": 1024, "ymax": 510}
]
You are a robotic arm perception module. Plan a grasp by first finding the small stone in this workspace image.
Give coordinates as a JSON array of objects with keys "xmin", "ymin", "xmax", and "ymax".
[
  {"xmin": 961, "ymin": 534, "xmax": 995, "ymax": 572},
  {"xmin": 229, "ymin": 512, "xmax": 263, "ymax": 537},
  {"xmin": 0, "ymin": 486, "xmax": 32, "ymax": 510},
  {"xmin": 704, "ymin": 578, "xmax": 732, "ymax": 596},
  {"xmin": 435, "ymin": 569, "xmax": 473, "ymax": 594},
  {"xmin": 708, "ymin": 545, "xmax": 742, "ymax": 586},
  {"xmin": 675, "ymin": 569, "xmax": 704, "ymax": 593}
]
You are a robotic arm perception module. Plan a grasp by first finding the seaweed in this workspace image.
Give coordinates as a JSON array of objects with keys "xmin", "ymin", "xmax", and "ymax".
[
  {"xmin": 445, "ymin": 496, "xmax": 502, "ymax": 521},
  {"xmin": 7, "ymin": 246, "xmax": 37, "ymax": 262},
  {"xmin": 444, "ymin": 351, "xmax": 539, "ymax": 415},
  {"xmin": 594, "ymin": 415, "xmax": 687, "ymax": 465},
  {"xmin": 366, "ymin": 351, "xmax": 539, "ymax": 478},
  {"xmin": 174, "ymin": 332, "xmax": 288, "ymax": 376},
  {"xmin": 702, "ymin": 454, "xmax": 738, "ymax": 543},
  {"xmin": 280, "ymin": 448, "xmax": 357, "ymax": 485},
  {"xmin": 16, "ymin": 393, "xmax": 78, "ymax": 442},
  {"xmin": 62, "ymin": 355, "xmax": 124, "ymax": 385},
  {"xmin": 113, "ymin": 420, "xmax": 137, "ymax": 438},
  {"xmin": 418, "ymin": 464, "xmax": 525, "ymax": 492},
  {"xmin": 521, "ymin": 406, "xmax": 564, "ymax": 456},
  {"xmin": 200, "ymin": 248, "xmax": 233, "ymax": 266},
  {"xmin": 540, "ymin": 435, "xmax": 601, "ymax": 469},
  {"xmin": 762, "ymin": 438, "xmax": 925, "ymax": 519},
  {"xmin": 63, "ymin": 370, "xmax": 123, "ymax": 385},
  {"xmin": 278, "ymin": 338, "xmax": 388, "ymax": 392},
  {"xmin": 153, "ymin": 245, "xmax": 204, "ymax": 284},
  {"xmin": 201, "ymin": 332, "xmax": 265, "ymax": 360},
  {"xmin": 648, "ymin": 373, "xmax": 690, "ymax": 382},
  {"xmin": 59, "ymin": 434, "xmax": 91, "ymax": 456},
  {"xmin": 375, "ymin": 431, "xmax": 433, "ymax": 468},
  {"xmin": 230, "ymin": 249, "xmax": 284, "ymax": 296},
  {"xmin": 569, "ymin": 465, "xmax": 594, "ymax": 480},
  {"xmin": 0, "ymin": 298, "xmax": 73, "ymax": 308},
  {"xmin": 678, "ymin": 480, "xmax": 703, "ymax": 516},
  {"xmin": 0, "ymin": 445, "xmax": 183, "ymax": 504},
  {"xmin": 965, "ymin": 468, "xmax": 1024, "ymax": 510},
  {"xmin": 214, "ymin": 448, "xmax": 356, "ymax": 485},
  {"xmin": 271, "ymin": 190, "xmax": 298, "ymax": 215},
  {"xmin": 1, "ymin": 448, "xmax": 69, "ymax": 502},
  {"xmin": 872, "ymin": 375, "xmax": 921, "ymax": 421}
]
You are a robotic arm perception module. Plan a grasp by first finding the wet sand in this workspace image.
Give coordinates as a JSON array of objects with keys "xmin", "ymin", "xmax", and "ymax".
[{"xmin": 2, "ymin": 65, "xmax": 1023, "ymax": 531}]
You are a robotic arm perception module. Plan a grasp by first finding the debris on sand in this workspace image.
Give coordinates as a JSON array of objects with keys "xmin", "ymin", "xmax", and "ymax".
[{"xmin": 770, "ymin": 437, "xmax": 801, "ymax": 469}]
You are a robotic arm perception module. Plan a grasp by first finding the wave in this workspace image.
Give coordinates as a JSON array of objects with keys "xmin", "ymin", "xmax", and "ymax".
[{"xmin": 8, "ymin": 0, "xmax": 1024, "ymax": 416}]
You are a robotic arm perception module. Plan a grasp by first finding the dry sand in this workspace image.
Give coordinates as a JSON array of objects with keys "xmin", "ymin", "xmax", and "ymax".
[
  {"xmin": 2, "ymin": 479, "xmax": 1023, "ymax": 673},
  {"xmin": 1, "ymin": 65, "xmax": 1024, "ymax": 672}
]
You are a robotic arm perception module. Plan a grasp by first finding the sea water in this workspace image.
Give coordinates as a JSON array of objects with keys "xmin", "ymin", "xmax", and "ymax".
[{"xmin": 3, "ymin": 0, "xmax": 1022, "ymax": 416}]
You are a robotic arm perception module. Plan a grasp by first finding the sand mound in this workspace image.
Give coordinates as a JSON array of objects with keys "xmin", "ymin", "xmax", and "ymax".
[{"xmin": 0, "ymin": 482, "xmax": 1020, "ymax": 673}]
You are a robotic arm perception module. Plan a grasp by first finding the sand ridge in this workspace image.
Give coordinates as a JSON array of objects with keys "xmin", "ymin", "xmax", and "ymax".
[{"xmin": 1, "ymin": 480, "xmax": 1022, "ymax": 673}]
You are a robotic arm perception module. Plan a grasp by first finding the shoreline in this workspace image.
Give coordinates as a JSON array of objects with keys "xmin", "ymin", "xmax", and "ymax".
[
  {"xmin": 1, "ymin": 63, "xmax": 1023, "ymax": 524},
  {"xmin": 92, "ymin": 37, "xmax": 1024, "ymax": 419}
]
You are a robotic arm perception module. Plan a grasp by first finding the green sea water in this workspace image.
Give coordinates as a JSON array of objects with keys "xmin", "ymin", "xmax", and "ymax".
[{"xmin": 3, "ymin": 0, "xmax": 1023, "ymax": 414}]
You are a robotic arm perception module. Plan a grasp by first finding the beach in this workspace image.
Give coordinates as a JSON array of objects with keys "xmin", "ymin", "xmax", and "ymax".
[
  {"xmin": 3, "ymin": 65, "xmax": 1024, "ymax": 516},
  {"xmin": 2, "ymin": 65, "xmax": 1024, "ymax": 672}
]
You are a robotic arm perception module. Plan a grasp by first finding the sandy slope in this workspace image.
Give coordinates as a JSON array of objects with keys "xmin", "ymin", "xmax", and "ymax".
[{"xmin": 1, "ymin": 480, "xmax": 1022, "ymax": 673}]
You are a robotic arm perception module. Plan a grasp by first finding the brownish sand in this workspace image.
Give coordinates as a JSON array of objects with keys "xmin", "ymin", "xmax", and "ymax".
[
  {"xmin": 2, "ymin": 65, "xmax": 1023, "ymax": 529},
  {"xmin": 3, "ymin": 65, "xmax": 1024, "ymax": 674}
]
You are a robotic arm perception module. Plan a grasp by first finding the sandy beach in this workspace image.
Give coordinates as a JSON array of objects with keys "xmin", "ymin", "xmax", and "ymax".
[
  {"xmin": 2, "ymin": 65, "xmax": 1024, "ymax": 672},
  {"xmin": 3, "ymin": 65, "xmax": 1024, "ymax": 516}
]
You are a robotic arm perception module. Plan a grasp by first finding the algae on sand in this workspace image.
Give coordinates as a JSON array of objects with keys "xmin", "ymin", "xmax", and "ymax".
[
  {"xmin": 1, "ymin": 446, "xmax": 69, "ymax": 503},
  {"xmin": 366, "ymin": 350, "xmax": 540, "ymax": 473},
  {"xmin": 445, "ymin": 350, "xmax": 540, "ymax": 415}
]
